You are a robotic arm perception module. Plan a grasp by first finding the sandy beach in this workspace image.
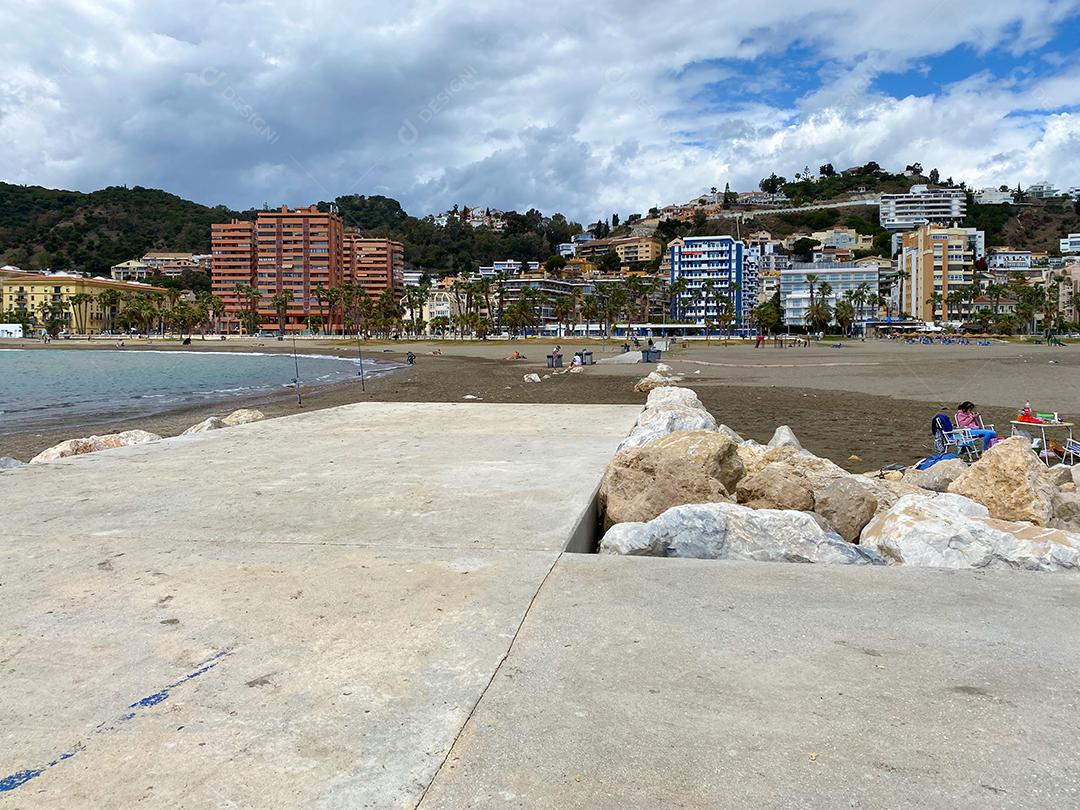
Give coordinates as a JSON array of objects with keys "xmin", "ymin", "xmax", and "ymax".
[{"xmin": 2, "ymin": 336, "xmax": 1076, "ymax": 469}]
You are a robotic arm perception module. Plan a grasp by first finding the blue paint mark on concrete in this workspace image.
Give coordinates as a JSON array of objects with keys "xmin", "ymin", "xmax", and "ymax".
[
  {"xmin": 0, "ymin": 768, "xmax": 43, "ymax": 792},
  {"xmin": 0, "ymin": 647, "xmax": 233, "ymax": 793}
]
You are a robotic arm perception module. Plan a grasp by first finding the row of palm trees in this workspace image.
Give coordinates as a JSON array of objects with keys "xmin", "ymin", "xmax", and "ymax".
[
  {"xmin": 399, "ymin": 272, "xmax": 752, "ymax": 339},
  {"xmin": 4, "ymin": 288, "xmax": 228, "ymax": 338},
  {"xmin": 231, "ymin": 283, "xmax": 407, "ymax": 337}
]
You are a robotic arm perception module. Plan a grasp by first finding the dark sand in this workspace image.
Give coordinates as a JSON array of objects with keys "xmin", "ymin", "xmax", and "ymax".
[{"xmin": 1, "ymin": 337, "xmax": 1071, "ymax": 470}]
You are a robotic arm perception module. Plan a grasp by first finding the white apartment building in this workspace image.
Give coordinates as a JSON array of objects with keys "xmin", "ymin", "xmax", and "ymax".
[
  {"xmin": 879, "ymin": 185, "xmax": 966, "ymax": 231},
  {"xmin": 1026, "ymin": 181, "xmax": 1060, "ymax": 199},
  {"xmin": 477, "ymin": 260, "xmax": 540, "ymax": 279},
  {"xmin": 975, "ymin": 188, "xmax": 1013, "ymax": 205},
  {"xmin": 556, "ymin": 242, "xmax": 577, "ymax": 258},
  {"xmin": 987, "ymin": 248, "xmax": 1033, "ymax": 272},
  {"xmin": 1061, "ymin": 234, "xmax": 1080, "ymax": 254},
  {"xmin": 779, "ymin": 263, "xmax": 882, "ymax": 328}
]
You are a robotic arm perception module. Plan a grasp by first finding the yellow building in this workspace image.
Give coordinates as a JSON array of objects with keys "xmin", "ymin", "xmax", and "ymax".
[
  {"xmin": 1, "ymin": 270, "xmax": 167, "ymax": 334},
  {"xmin": 899, "ymin": 224, "xmax": 985, "ymax": 322}
]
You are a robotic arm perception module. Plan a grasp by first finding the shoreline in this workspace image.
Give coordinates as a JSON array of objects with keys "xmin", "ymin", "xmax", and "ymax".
[{"xmin": 2, "ymin": 338, "xmax": 1076, "ymax": 469}]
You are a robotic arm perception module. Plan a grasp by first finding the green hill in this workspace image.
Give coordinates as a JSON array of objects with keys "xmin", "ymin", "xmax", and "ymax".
[{"xmin": 0, "ymin": 183, "xmax": 238, "ymax": 276}]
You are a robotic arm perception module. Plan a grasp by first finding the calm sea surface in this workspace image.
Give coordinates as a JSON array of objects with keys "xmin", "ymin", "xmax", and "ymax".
[{"xmin": 0, "ymin": 348, "xmax": 399, "ymax": 434}]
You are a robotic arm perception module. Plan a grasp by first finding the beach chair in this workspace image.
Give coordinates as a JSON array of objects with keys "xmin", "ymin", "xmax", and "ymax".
[
  {"xmin": 943, "ymin": 428, "xmax": 981, "ymax": 462},
  {"xmin": 1062, "ymin": 438, "xmax": 1080, "ymax": 466}
]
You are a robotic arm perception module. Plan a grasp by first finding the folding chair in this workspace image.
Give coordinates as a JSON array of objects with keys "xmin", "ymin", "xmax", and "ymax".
[
  {"xmin": 1062, "ymin": 438, "xmax": 1080, "ymax": 466},
  {"xmin": 943, "ymin": 428, "xmax": 981, "ymax": 462}
]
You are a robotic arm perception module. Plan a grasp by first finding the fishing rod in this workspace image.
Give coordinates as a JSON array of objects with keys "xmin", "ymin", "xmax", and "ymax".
[
  {"xmin": 357, "ymin": 333, "xmax": 366, "ymax": 392},
  {"xmin": 292, "ymin": 336, "xmax": 302, "ymax": 405}
]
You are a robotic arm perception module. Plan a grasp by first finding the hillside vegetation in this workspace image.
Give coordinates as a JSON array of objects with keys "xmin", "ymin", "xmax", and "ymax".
[{"xmin": 0, "ymin": 183, "xmax": 238, "ymax": 275}]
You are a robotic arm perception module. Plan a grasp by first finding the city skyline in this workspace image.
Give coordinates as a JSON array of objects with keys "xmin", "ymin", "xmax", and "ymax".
[{"xmin": 2, "ymin": 1, "xmax": 1080, "ymax": 222}]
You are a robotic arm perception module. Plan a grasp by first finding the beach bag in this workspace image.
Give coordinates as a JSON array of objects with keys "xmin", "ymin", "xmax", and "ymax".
[{"xmin": 931, "ymin": 413, "xmax": 953, "ymax": 453}]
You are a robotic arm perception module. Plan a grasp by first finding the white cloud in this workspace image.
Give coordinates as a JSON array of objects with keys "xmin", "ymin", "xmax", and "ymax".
[{"xmin": 1, "ymin": 0, "xmax": 1079, "ymax": 221}]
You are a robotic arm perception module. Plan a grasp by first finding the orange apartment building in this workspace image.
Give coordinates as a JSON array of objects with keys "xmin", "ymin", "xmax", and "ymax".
[
  {"xmin": 253, "ymin": 205, "xmax": 344, "ymax": 331},
  {"xmin": 212, "ymin": 206, "xmax": 407, "ymax": 332},
  {"xmin": 212, "ymin": 206, "xmax": 345, "ymax": 332},
  {"xmin": 211, "ymin": 219, "xmax": 257, "ymax": 332},
  {"xmin": 342, "ymin": 233, "xmax": 405, "ymax": 299}
]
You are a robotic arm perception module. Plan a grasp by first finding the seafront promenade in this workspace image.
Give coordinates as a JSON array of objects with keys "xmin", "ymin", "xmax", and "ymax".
[{"xmin": 3, "ymin": 401, "xmax": 1080, "ymax": 807}]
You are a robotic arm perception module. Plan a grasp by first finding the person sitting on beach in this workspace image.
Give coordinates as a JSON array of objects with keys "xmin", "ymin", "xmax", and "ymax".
[
  {"xmin": 571, "ymin": 353, "xmax": 582, "ymax": 367},
  {"xmin": 955, "ymin": 401, "xmax": 996, "ymax": 450}
]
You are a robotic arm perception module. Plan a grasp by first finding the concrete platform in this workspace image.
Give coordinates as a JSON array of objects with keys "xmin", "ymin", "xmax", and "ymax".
[
  {"xmin": 421, "ymin": 555, "xmax": 1080, "ymax": 808},
  {"xmin": 0, "ymin": 403, "xmax": 641, "ymax": 807}
]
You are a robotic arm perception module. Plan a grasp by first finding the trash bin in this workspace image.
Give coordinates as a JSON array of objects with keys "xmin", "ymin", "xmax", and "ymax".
[
  {"xmin": 576, "ymin": 350, "xmax": 594, "ymax": 366},
  {"xmin": 621, "ymin": 343, "xmax": 631, "ymax": 353},
  {"xmin": 546, "ymin": 354, "xmax": 564, "ymax": 368},
  {"xmin": 642, "ymin": 348, "xmax": 662, "ymax": 363}
]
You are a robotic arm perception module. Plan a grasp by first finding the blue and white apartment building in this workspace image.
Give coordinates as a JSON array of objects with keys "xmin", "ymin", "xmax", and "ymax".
[{"xmin": 669, "ymin": 236, "xmax": 756, "ymax": 335}]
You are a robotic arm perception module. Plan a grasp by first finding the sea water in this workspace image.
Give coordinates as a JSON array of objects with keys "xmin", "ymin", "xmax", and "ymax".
[{"xmin": 0, "ymin": 348, "xmax": 399, "ymax": 434}]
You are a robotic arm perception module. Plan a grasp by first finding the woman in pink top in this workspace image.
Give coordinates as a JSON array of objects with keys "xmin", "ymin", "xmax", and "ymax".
[{"xmin": 955, "ymin": 401, "xmax": 996, "ymax": 450}]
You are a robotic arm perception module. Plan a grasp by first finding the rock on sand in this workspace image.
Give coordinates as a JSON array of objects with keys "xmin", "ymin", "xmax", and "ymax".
[{"xmin": 30, "ymin": 430, "xmax": 162, "ymax": 464}]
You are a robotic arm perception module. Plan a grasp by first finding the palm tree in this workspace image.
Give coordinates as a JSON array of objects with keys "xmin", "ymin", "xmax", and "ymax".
[
  {"xmin": 552, "ymin": 296, "xmax": 574, "ymax": 338},
  {"xmin": 98, "ymin": 288, "xmax": 122, "ymax": 334},
  {"xmin": 313, "ymin": 285, "xmax": 329, "ymax": 334},
  {"xmin": 925, "ymin": 291, "xmax": 943, "ymax": 322},
  {"xmin": 667, "ymin": 278, "xmax": 689, "ymax": 322},
  {"xmin": 581, "ymin": 294, "xmax": 599, "ymax": 339},
  {"xmin": 835, "ymin": 299, "xmax": 855, "ymax": 335},
  {"xmin": 269, "ymin": 289, "xmax": 292, "ymax": 334},
  {"xmin": 700, "ymin": 280, "xmax": 717, "ymax": 343},
  {"xmin": 68, "ymin": 292, "xmax": 95, "ymax": 334}
]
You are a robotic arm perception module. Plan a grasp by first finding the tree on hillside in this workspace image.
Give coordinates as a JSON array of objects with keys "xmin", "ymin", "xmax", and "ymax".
[
  {"xmin": 759, "ymin": 174, "xmax": 787, "ymax": 194},
  {"xmin": 929, "ymin": 168, "xmax": 940, "ymax": 184},
  {"xmin": 819, "ymin": 163, "xmax": 836, "ymax": 177},
  {"xmin": 791, "ymin": 238, "xmax": 820, "ymax": 262}
]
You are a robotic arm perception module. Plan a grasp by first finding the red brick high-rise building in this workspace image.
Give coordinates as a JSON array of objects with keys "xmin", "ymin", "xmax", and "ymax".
[
  {"xmin": 212, "ymin": 207, "xmax": 408, "ymax": 332},
  {"xmin": 212, "ymin": 205, "xmax": 345, "ymax": 332},
  {"xmin": 210, "ymin": 219, "xmax": 256, "ymax": 333},
  {"xmin": 342, "ymin": 233, "xmax": 405, "ymax": 299}
]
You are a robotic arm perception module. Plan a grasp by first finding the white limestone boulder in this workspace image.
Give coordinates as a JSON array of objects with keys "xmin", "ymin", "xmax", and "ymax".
[
  {"xmin": 768, "ymin": 425, "xmax": 803, "ymax": 451},
  {"xmin": 29, "ymin": 430, "xmax": 161, "ymax": 464},
  {"xmin": 523, "ymin": 373, "xmax": 542, "ymax": 383},
  {"xmin": 0, "ymin": 457, "xmax": 25, "ymax": 470},
  {"xmin": 618, "ymin": 387, "xmax": 718, "ymax": 451},
  {"xmin": 860, "ymin": 493, "xmax": 1080, "ymax": 571},
  {"xmin": 599, "ymin": 502, "xmax": 884, "ymax": 565}
]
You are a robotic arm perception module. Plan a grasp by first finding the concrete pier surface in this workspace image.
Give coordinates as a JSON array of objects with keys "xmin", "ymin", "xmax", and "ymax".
[
  {"xmin": 0, "ymin": 402, "xmax": 640, "ymax": 807},
  {"xmin": 422, "ymin": 556, "xmax": 1080, "ymax": 809},
  {"xmin": 4, "ymin": 401, "xmax": 1080, "ymax": 808}
]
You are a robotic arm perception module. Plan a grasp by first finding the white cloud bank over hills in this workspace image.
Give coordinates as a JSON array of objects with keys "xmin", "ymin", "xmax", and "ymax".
[{"xmin": 1, "ymin": 0, "xmax": 1078, "ymax": 220}]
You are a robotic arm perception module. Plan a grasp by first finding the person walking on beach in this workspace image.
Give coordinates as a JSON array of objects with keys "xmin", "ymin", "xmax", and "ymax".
[{"xmin": 552, "ymin": 344, "xmax": 562, "ymax": 367}]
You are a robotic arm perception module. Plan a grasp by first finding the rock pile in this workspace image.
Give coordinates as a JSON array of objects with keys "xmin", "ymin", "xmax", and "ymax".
[
  {"xmin": 600, "ymin": 387, "xmax": 1080, "ymax": 571},
  {"xmin": 633, "ymin": 363, "xmax": 683, "ymax": 393}
]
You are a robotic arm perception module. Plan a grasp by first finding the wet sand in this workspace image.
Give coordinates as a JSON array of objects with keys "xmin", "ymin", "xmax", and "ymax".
[{"xmin": 2, "ymin": 336, "xmax": 1074, "ymax": 470}]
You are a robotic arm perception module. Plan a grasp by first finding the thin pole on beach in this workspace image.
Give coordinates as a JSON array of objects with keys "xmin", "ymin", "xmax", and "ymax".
[
  {"xmin": 357, "ymin": 335, "xmax": 366, "ymax": 392},
  {"xmin": 292, "ymin": 337, "xmax": 303, "ymax": 406}
]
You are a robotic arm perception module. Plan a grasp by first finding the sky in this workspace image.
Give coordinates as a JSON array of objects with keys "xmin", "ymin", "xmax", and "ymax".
[{"xmin": 2, "ymin": 0, "xmax": 1080, "ymax": 223}]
